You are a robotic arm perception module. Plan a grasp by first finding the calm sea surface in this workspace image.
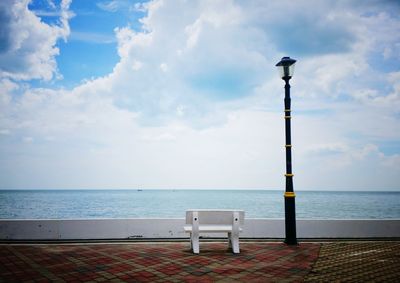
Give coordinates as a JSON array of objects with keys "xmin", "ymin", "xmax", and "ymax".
[{"xmin": 0, "ymin": 190, "xmax": 399, "ymax": 219}]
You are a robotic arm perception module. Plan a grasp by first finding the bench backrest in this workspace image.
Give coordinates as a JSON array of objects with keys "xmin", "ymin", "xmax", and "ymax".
[{"xmin": 186, "ymin": 209, "xmax": 245, "ymax": 226}]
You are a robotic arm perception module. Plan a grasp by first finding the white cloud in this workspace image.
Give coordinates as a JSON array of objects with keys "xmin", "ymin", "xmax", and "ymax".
[
  {"xmin": 0, "ymin": 129, "xmax": 10, "ymax": 135},
  {"xmin": 176, "ymin": 105, "xmax": 186, "ymax": 116},
  {"xmin": 69, "ymin": 31, "xmax": 115, "ymax": 44},
  {"xmin": 97, "ymin": 1, "xmax": 120, "ymax": 12},
  {"xmin": 0, "ymin": 0, "xmax": 72, "ymax": 81},
  {"xmin": 97, "ymin": 0, "xmax": 137, "ymax": 13},
  {"xmin": 185, "ymin": 18, "xmax": 202, "ymax": 49},
  {"xmin": 305, "ymin": 142, "xmax": 349, "ymax": 156},
  {"xmin": 159, "ymin": 63, "xmax": 168, "ymax": 72},
  {"xmin": 22, "ymin": 136, "xmax": 34, "ymax": 143},
  {"xmin": 132, "ymin": 60, "xmax": 143, "ymax": 71},
  {"xmin": 296, "ymin": 140, "xmax": 400, "ymax": 190}
]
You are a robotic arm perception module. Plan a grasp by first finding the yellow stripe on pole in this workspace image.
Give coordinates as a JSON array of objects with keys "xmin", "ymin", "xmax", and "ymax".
[
  {"xmin": 285, "ymin": 173, "xmax": 294, "ymax": 177},
  {"xmin": 284, "ymin": 109, "xmax": 291, "ymax": 112},
  {"xmin": 284, "ymin": 116, "xmax": 291, "ymax": 119},
  {"xmin": 285, "ymin": 145, "xmax": 292, "ymax": 148},
  {"xmin": 284, "ymin": 192, "xmax": 296, "ymax": 198}
]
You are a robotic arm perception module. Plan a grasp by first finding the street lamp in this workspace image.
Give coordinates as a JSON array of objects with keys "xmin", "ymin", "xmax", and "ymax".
[{"xmin": 276, "ymin": 56, "xmax": 297, "ymax": 245}]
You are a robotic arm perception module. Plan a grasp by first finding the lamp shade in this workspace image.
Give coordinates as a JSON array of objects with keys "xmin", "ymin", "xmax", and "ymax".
[{"xmin": 276, "ymin": 57, "xmax": 296, "ymax": 79}]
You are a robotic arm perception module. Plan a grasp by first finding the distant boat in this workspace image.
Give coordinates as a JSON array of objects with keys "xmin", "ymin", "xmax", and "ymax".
[{"xmin": 137, "ymin": 189, "xmax": 143, "ymax": 192}]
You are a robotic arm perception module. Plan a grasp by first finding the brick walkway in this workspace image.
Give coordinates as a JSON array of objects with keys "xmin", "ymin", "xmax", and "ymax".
[
  {"xmin": 304, "ymin": 242, "xmax": 400, "ymax": 282},
  {"xmin": 0, "ymin": 241, "xmax": 399, "ymax": 282}
]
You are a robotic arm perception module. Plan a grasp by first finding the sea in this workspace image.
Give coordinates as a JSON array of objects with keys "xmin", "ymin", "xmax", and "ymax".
[{"xmin": 0, "ymin": 190, "xmax": 399, "ymax": 220}]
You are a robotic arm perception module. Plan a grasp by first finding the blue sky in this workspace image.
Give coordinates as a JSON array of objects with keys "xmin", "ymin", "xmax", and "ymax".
[{"xmin": 0, "ymin": 0, "xmax": 399, "ymax": 190}]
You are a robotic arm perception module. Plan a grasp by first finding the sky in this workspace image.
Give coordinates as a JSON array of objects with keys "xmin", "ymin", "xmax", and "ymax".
[{"xmin": 0, "ymin": 0, "xmax": 399, "ymax": 190}]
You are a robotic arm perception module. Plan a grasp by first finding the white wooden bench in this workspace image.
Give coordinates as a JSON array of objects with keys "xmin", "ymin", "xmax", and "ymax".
[{"xmin": 184, "ymin": 209, "xmax": 245, "ymax": 254}]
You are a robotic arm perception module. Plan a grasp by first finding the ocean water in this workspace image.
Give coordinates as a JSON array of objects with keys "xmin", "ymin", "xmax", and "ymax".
[{"xmin": 0, "ymin": 190, "xmax": 399, "ymax": 219}]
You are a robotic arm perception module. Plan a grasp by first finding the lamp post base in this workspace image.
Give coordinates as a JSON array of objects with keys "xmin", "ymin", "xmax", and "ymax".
[
  {"xmin": 284, "ymin": 239, "xmax": 298, "ymax": 245},
  {"xmin": 284, "ymin": 195, "xmax": 298, "ymax": 245}
]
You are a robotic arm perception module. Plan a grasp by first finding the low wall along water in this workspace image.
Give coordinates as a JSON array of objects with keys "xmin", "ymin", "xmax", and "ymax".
[{"xmin": 1, "ymin": 219, "xmax": 399, "ymax": 240}]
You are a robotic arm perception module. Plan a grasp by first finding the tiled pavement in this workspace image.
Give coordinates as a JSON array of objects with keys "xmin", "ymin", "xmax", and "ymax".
[
  {"xmin": 304, "ymin": 242, "xmax": 400, "ymax": 282},
  {"xmin": 0, "ymin": 241, "xmax": 399, "ymax": 282}
]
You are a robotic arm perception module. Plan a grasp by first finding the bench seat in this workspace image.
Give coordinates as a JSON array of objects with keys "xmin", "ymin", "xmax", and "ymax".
[{"xmin": 184, "ymin": 225, "xmax": 243, "ymax": 233}]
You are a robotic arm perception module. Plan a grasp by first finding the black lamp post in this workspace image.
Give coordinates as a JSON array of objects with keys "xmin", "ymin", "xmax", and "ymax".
[{"xmin": 276, "ymin": 56, "xmax": 297, "ymax": 245}]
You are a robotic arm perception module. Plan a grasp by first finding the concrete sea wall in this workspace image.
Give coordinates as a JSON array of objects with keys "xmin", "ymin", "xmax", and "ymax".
[{"xmin": 1, "ymin": 219, "xmax": 399, "ymax": 240}]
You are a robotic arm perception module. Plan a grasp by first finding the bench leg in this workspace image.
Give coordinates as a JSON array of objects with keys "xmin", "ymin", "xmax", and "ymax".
[
  {"xmin": 191, "ymin": 233, "xmax": 199, "ymax": 254},
  {"xmin": 230, "ymin": 232, "xmax": 240, "ymax": 254}
]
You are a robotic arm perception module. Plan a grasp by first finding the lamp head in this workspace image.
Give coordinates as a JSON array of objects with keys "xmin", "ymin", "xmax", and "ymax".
[{"xmin": 276, "ymin": 57, "xmax": 296, "ymax": 80}]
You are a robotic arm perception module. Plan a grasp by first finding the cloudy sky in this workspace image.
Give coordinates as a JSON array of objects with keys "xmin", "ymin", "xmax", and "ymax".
[{"xmin": 0, "ymin": 0, "xmax": 399, "ymax": 190}]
